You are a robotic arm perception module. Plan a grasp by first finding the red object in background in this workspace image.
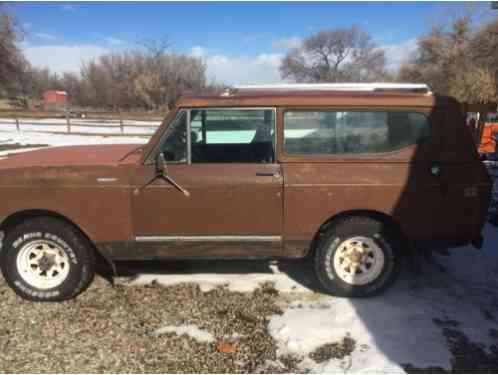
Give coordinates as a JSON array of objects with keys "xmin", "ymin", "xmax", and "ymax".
[
  {"xmin": 42, "ymin": 90, "xmax": 68, "ymax": 110},
  {"xmin": 478, "ymin": 122, "xmax": 498, "ymax": 154}
]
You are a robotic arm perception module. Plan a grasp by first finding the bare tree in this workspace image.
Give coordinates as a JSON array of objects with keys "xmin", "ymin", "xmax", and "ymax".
[
  {"xmin": 279, "ymin": 26, "xmax": 388, "ymax": 83},
  {"xmin": 137, "ymin": 36, "xmax": 173, "ymax": 60},
  {"xmin": 77, "ymin": 45, "xmax": 206, "ymax": 110},
  {"xmin": 398, "ymin": 14, "xmax": 498, "ymax": 104},
  {"xmin": 0, "ymin": 4, "xmax": 28, "ymax": 97}
]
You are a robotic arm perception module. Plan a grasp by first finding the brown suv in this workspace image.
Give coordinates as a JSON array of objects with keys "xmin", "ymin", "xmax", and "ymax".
[{"xmin": 0, "ymin": 83, "xmax": 491, "ymax": 301}]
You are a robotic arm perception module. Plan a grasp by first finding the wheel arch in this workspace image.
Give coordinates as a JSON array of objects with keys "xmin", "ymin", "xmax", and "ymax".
[
  {"xmin": 308, "ymin": 209, "xmax": 407, "ymax": 257},
  {"xmin": 0, "ymin": 209, "xmax": 115, "ymax": 274}
]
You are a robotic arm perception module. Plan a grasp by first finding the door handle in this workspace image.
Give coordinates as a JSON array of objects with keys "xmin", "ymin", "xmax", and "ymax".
[{"xmin": 256, "ymin": 171, "xmax": 281, "ymax": 178}]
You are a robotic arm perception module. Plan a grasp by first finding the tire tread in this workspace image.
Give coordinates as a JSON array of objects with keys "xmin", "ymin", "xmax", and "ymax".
[
  {"xmin": 314, "ymin": 216, "xmax": 400, "ymax": 297},
  {"xmin": 0, "ymin": 216, "xmax": 95, "ymax": 301}
]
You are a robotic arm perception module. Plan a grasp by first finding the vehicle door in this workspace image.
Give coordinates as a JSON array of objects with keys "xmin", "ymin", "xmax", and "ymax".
[{"xmin": 130, "ymin": 107, "xmax": 283, "ymax": 258}]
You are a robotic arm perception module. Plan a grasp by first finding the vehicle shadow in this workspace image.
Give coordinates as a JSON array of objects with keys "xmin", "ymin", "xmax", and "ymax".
[{"xmin": 107, "ymin": 258, "xmax": 324, "ymax": 292}]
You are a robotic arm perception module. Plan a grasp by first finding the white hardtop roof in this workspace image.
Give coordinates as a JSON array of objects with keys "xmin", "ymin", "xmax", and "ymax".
[{"xmin": 232, "ymin": 83, "xmax": 431, "ymax": 93}]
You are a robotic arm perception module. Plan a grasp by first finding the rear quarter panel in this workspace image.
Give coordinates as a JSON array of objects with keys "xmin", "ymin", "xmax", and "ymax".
[
  {"xmin": 438, "ymin": 100, "xmax": 491, "ymax": 241},
  {"xmin": 281, "ymin": 160, "xmax": 440, "ymax": 255}
]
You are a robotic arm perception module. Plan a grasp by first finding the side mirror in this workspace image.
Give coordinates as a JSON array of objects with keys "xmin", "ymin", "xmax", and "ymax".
[{"xmin": 155, "ymin": 152, "xmax": 167, "ymax": 175}]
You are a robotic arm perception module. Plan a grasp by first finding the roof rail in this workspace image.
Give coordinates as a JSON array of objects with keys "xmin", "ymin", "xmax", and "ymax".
[{"xmin": 227, "ymin": 83, "xmax": 431, "ymax": 94}]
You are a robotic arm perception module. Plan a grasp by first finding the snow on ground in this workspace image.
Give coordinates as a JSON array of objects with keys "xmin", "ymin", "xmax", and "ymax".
[
  {"xmin": 0, "ymin": 119, "xmax": 151, "ymax": 151},
  {"xmin": 0, "ymin": 117, "xmax": 159, "ymax": 131},
  {"xmin": 0, "ymin": 130, "xmax": 149, "ymax": 147},
  {"xmin": 0, "ymin": 117, "xmax": 158, "ymax": 139},
  {"xmin": 152, "ymin": 324, "xmax": 215, "ymax": 343},
  {"xmin": 130, "ymin": 263, "xmax": 312, "ymax": 293}
]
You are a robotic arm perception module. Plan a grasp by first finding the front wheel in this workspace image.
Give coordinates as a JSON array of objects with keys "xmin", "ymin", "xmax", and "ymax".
[
  {"xmin": 314, "ymin": 216, "xmax": 401, "ymax": 297},
  {"xmin": 1, "ymin": 217, "xmax": 95, "ymax": 301}
]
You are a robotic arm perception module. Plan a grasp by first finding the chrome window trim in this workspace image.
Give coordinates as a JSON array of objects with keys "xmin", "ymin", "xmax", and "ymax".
[
  {"xmin": 135, "ymin": 235, "xmax": 282, "ymax": 242},
  {"xmin": 186, "ymin": 109, "xmax": 192, "ymax": 164}
]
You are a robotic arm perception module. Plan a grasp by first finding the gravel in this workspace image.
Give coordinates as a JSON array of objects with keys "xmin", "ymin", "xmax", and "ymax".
[
  {"xmin": 309, "ymin": 336, "xmax": 357, "ymax": 363},
  {"xmin": 0, "ymin": 276, "xmax": 292, "ymax": 373}
]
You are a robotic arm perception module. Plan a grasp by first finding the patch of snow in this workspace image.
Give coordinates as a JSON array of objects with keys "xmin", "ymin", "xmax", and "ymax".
[
  {"xmin": 129, "ymin": 262, "xmax": 311, "ymax": 293},
  {"xmin": 0, "ymin": 117, "xmax": 159, "ymax": 128},
  {"xmin": 153, "ymin": 324, "xmax": 214, "ymax": 343},
  {"xmin": 268, "ymin": 297, "xmax": 444, "ymax": 373},
  {"xmin": 0, "ymin": 130, "xmax": 149, "ymax": 149},
  {"xmin": 0, "ymin": 117, "xmax": 156, "ymax": 149}
]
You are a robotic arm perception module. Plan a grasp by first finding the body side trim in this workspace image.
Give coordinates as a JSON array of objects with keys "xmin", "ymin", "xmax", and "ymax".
[{"xmin": 135, "ymin": 235, "xmax": 282, "ymax": 242}]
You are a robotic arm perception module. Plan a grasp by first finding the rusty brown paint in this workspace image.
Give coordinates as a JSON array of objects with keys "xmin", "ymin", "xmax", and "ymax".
[{"xmin": 0, "ymin": 90, "xmax": 491, "ymax": 261}]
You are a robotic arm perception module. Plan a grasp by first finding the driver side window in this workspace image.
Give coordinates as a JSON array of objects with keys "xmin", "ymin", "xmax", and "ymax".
[
  {"xmin": 157, "ymin": 108, "xmax": 276, "ymax": 164},
  {"xmin": 190, "ymin": 109, "xmax": 275, "ymax": 163}
]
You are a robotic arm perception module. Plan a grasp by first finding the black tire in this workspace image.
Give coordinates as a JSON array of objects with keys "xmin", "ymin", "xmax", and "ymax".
[
  {"xmin": 314, "ymin": 216, "xmax": 401, "ymax": 297},
  {"xmin": 0, "ymin": 217, "xmax": 95, "ymax": 301}
]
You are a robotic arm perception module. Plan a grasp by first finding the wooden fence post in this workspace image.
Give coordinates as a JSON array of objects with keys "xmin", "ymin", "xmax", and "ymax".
[
  {"xmin": 119, "ymin": 112, "xmax": 124, "ymax": 133},
  {"xmin": 65, "ymin": 108, "xmax": 71, "ymax": 133},
  {"xmin": 15, "ymin": 116, "xmax": 20, "ymax": 131}
]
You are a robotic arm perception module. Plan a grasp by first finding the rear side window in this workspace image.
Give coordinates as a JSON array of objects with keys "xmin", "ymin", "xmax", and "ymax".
[{"xmin": 283, "ymin": 110, "xmax": 430, "ymax": 155}]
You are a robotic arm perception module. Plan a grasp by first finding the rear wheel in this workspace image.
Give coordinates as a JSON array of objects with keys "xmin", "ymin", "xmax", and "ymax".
[
  {"xmin": 314, "ymin": 216, "xmax": 401, "ymax": 297},
  {"xmin": 1, "ymin": 217, "xmax": 95, "ymax": 301}
]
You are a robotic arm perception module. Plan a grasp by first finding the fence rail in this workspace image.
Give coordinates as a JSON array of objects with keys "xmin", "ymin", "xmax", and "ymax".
[
  {"xmin": 0, "ymin": 108, "xmax": 164, "ymax": 120},
  {"xmin": 0, "ymin": 113, "xmax": 161, "ymax": 137}
]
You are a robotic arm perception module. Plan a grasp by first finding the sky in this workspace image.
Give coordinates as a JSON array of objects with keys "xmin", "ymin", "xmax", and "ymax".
[{"xmin": 10, "ymin": 1, "xmax": 496, "ymax": 84}]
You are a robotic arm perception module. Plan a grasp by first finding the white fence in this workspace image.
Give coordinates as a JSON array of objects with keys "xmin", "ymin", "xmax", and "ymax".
[{"xmin": 0, "ymin": 116, "xmax": 161, "ymax": 137}]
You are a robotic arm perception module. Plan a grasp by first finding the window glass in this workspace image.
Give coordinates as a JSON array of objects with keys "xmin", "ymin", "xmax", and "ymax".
[
  {"xmin": 190, "ymin": 109, "xmax": 275, "ymax": 163},
  {"xmin": 388, "ymin": 112, "xmax": 431, "ymax": 150},
  {"xmin": 284, "ymin": 110, "xmax": 430, "ymax": 155},
  {"xmin": 160, "ymin": 111, "xmax": 187, "ymax": 162}
]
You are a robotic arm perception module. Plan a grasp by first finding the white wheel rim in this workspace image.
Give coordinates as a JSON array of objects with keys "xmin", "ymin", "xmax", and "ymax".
[
  {"xmin": 16, "ymin": 239, "xmax": 71, "ymax": 290},
  {"xmin": 333, "ymin": 236, "xmax": 385, "ymax": 286}
]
